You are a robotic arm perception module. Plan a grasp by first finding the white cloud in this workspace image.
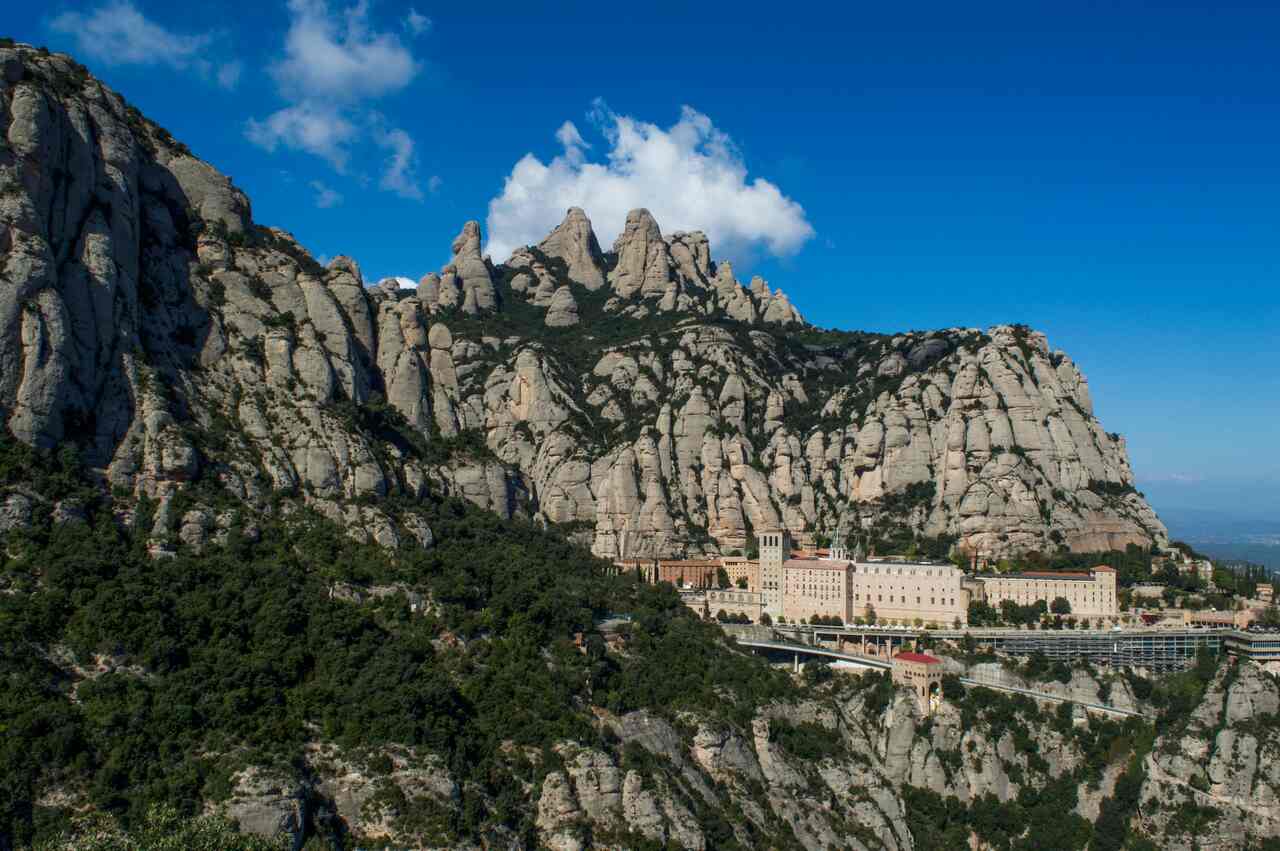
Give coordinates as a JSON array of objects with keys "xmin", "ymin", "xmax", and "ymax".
[
  {"xmin": 404, "ymin": 9, "xmax": 431, "ymax": 36},
  {"xmin": 247, "ymin": 0, "xmax": 427, "ymax": 202},
  {"xmin": 555, "ymin": 120, "xmax": 588, "ymax": 155},
  {"xmin": 246, "ymin": 103, "xmax": 358, "ymax": 171},
  {"xmin": 49, "ymin": 0, "xmax": 239, "ymax": 88},
  {"xmin": 270, "ymin": 0, "xmax": 419, "ymax": 103},
  {"xmin": 216, "ymin": 60, "xmax": 243, "ymax": 90},
  {"xmin": 392, "ymin": 276, "xmax": 418, "ymax": 289},
  {"xmin": 376, "ymin": 127, "xmax": 423, "ymax": 200},
  {"xmin": 1147, "ymin": 473, "xmax": 1205, "ymax": 484},
  {"xmin": 310, "ymin": 180, "xmax": 343, "ymax": 208},
  {"xmin": 485, "ymin": 102, "xmax": 814, "ymax": 262}
]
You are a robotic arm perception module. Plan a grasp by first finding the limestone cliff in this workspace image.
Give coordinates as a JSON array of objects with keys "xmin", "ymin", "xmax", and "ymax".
[
  {"xmin": 0, "ymin": 43, "xmax": 1165, "ymax": 558},
  {"xmin": 187, "ymin": 655, "xmax": 1265, "ymax": 850}
]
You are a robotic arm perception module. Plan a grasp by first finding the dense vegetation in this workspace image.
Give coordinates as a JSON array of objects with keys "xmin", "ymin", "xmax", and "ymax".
[
  {"xmin": 0, "ymin": 438, "xmax": 792, "ymax": 847},
  {"xmin": 904, "ymin": 650, "xmax": 1218, "ymax": 851}
]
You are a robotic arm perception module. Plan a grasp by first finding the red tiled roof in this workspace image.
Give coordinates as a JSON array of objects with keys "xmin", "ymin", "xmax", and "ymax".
[
  {"xmin": 1091, "ymin": 565, "xmax": 1117, "ymax": 572},
  {"xmin": 894, "ymin": 652, "xmax": 942, "ymax": 665}
]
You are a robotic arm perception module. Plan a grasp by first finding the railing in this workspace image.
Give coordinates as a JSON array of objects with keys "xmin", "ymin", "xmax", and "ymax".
[
  {"xmin": 959, "ymin": 672, "xmax": 1148, "ymax": 717},
  {"xmin": 738, "ymin": 635, "xmax": 1148, "ymax": 717}
]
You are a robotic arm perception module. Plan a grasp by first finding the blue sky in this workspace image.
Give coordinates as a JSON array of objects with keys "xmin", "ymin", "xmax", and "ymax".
[{"xmin": 14, "ymin": 0, "xmax": 1280, "ymax": 529}]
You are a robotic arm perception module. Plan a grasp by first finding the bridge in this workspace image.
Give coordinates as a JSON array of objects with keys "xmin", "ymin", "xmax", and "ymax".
[
  {"xmin": 763, "ymin": 623, "xmax": 1231, "ymax": 673},
  {"xmin": 732, "ymin": 634, "xmax": 1149, "ymax": 718}
]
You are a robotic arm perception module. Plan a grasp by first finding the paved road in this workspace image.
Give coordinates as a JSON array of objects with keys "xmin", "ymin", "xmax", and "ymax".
[{"xmin": 736, "ymin": 637, "xmax": 1148, "ymax": 718}]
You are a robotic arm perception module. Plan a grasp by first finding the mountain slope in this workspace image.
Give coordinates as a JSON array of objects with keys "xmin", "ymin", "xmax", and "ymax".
[
  {"xmin": 0, "ymin": 41, "xmax": 1163, "ymax": 562},
  {"xmin": 15, "ymin": 42, "xmax": 1280, "ymax": 851}
]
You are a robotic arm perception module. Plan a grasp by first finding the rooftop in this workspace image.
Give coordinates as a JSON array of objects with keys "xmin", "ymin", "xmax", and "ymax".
[
  {"xmin": 894, "ymin": 651, "xmax": 942, "ymax": 665},
  {"xmin": 983, "ymin": 571, "xmax": 1096, "ymax": 581},
  {"xmin": 784, "ymin": 558, "xmax": 851, "ymax": 571}
]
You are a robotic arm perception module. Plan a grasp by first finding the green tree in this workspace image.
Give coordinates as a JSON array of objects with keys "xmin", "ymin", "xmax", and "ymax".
[
  {"xmin": 716, "ymin": 567, "xmax": 731, "ymax": 589},
  {"xmin": 803, "ymin": 659, "xmax": 833, "ymax": 686},
  {"xmin": 968, "ymin": 600, "xmax": 1000, "ymax": 626},
  {"xmin": 1050, "ymin": 596, "xmax": 1071, "ymax": 615},
  {"xmin": 35, "ymin": 804, "xmax": 289, "ymax": 850}
]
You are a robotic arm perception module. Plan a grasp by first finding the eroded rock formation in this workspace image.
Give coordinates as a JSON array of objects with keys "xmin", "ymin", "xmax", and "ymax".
[{"xmin": 0, "ymin": 43, "xmax": 1165, "ymax": 557}]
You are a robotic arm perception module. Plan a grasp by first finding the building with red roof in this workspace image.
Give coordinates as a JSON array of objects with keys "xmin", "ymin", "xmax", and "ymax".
[{"xmin": 892, "ymin": 650, "xmax": 945, "ymax": 715}]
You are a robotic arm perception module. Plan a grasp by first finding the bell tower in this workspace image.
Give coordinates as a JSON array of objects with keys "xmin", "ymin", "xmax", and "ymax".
[
  {"xmin": 759, "ymin": 529, "xmax": 791, "ymax": 619},
  {"xmin": 829, "ymin": 517, "xmax": 849, "ymax": 562}
]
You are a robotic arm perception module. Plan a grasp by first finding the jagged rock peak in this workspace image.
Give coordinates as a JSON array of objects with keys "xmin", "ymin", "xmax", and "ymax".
[
  {"xmin": 0, "ymin": 43, "xmax": 1166, "ymax": 561},
  {"xmin": 667, "ymin": 230, "xmax": 713, "ymax": 284},
  {"xmin": 417, "ymin": 272, "xmax": 440, "ymax": 305},
  {"xmin": 447, "ymin": 221, "xmax": 496, "ymax": 314},
  {"xmin": 608, "ymin": 208, "xmax": 673, "ymax": 300},
  {"xmin": 614, "ymin": 208, "xmax": 663, "ymax": 247},
  {"xmin": 714, "ymin": 261, "xmax": 736, "ymax": 290},
  {"xmin": 327, "ymin": 256, "xmax": 363, "ymax": 283},
  {"xmin": 538, "ymin": 207, "xmax": 606, "ymax": 290},
  {"xmin": 451, "ymin": 221, "xmax": 483, "ymax": 258}
]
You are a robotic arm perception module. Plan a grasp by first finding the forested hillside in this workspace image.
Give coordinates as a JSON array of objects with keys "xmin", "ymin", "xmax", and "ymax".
[{"xmin": 7, "ymin": 38, "xmax": 1275, "ymax": 851}]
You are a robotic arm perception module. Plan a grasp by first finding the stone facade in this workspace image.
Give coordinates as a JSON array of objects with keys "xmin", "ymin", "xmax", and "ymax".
[
  {"xmin": 891, "ymin": 651, "xmax": 944, "ymax": 715},
  {"xmin": 782, "ymin": 559, "xmax": 851, "ymax": 623},
  {"xmin": 707, "ymin": 588, "xmax": 763, "ymax": 621},
  {"xmin": 615, "ymin": 558, "xmax": 718, "ymax": 588},
  {"xmin": 850, "ymin": 560, "xmax": 968, "ymax": 627},
  {"xmin": 721, "ymin": 556, "xmax": 759, "ymax": 590},
  {"xmin": 761, "ymin": 532, "xmax": 968, "ymax": 627},
  {"xmin": 760, "ymin": 530, "xmax": 791, "ymax": 619},
  {"xmin": 974, "ymin": 566, "xmax": 1118, "ymax": 618}
]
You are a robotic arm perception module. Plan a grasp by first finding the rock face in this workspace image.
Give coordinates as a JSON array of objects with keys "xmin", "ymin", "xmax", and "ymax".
[
  {"xmin": 0, "ymin": 43, "xmax": 1166, "ymax": 558},
  {"xmin": 538, "ymin": 206, "xmax": 605, "ymax": 290},
  {"xmin": 1137, "ymin": 662, "xmax": 1280, "ymax": 849}
]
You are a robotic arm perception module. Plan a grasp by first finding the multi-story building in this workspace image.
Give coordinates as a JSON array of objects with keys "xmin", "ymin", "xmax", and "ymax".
[
  {"xmin": 782, "ymin": 558, "xmax": 851, "ymax": 623},
  {"xmin": 614, "ymin": 558, "xmax": 718, "ymax": 588},
  {"xmin": 680, "ymin": 531, "xmax": 1122, "ymax": 629},
  {"xmin": 851, "ymin": 560, "xmax": 968, "ymax": 627},
  {"xmin": 721, "ymin": 556, "xmax": 759, "ymax": 590},
  {"xmin": 706, "ymin": 588, "xmax": 763, "ymax": 621},
  {"xmin": 974, "ymin": 566, "xmax": 1118, "ymax": 618},
  {"xmin": 759, "ymin": 529, "xmax": 968, "ymax": 626},
  {"xmin": 1184, "ymin": 608, "xmax": 1254, "ymax": 629}
]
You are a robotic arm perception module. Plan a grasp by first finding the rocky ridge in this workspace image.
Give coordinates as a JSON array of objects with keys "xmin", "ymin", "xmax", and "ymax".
[
  {"xmin": 202, "ymin": 655, "xmax": 1273, "ymax": 850},
  {"xmin": 0, "ymin": 43, "xmax": 1165, "ymax": 558}
]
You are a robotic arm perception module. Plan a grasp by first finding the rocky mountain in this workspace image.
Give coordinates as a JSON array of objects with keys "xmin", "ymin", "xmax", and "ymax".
[
  {"xmin": 8, "ymin": 41, "xmax": 1279, "ymax": 851},
  {"xmin": 0, "ymin": 41, "xmax": 1164, "ymax": 562}
]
